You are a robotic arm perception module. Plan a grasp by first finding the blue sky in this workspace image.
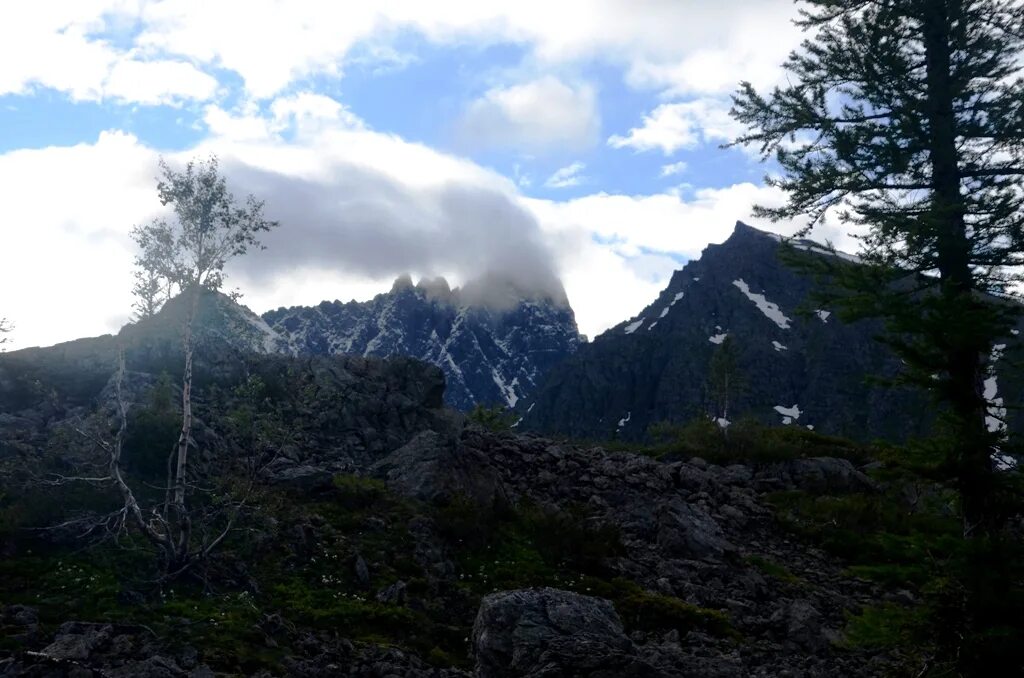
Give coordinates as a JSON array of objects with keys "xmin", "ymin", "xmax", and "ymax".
[{"xmin": 1, "ymin": 1, "xmax": 852, "ymax": 350}]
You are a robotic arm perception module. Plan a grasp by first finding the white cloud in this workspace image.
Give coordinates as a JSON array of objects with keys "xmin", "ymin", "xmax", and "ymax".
[
  {"xmin": 0, "ymin": 131, "xmax": 160, "ymax": 350},
  {"xmin": 0, "ymin": 1, "xmax": 803, "ymax": 105},
  {"xmin": 0, "ymin": 87, "xmax": 859, "ymax": 350},
  {"xmin": 660, "ymin": 161, "xmax": 688, "ymax": 177},
  {"xmin": 608, "ymin": 99, "xmax": 743, "ymax": 155},
  {"xmin": 0, "ymin": 93, "xmax": 563, "ymax": 350},
  {"xmin": 104, "ymin": 58, "xmax": 219, "ymax": 105},
  {"xmin": 545, "ymin": 162, "xmax": 586, "ymax": 189},
  {"xmin": 459, "ymin": 77, "xmax": 600, "ymax": 152},
  {"xmin": 0, "ymin": 3, "xmax": 218, "ymax": 105},
  {"xmin": 202, "ymin": 92, "xmax": 366, "ymax": 143}
]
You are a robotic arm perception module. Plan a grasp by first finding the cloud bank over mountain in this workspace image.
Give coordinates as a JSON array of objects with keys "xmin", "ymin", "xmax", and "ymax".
[{"xmin": 1, "ymin": 0, "xmax": 866, "ymax": 351}]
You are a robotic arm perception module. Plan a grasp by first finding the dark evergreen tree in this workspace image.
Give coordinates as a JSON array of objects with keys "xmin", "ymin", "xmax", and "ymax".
[
  {"xmin": 731, "ymin": 2, "xmax": 1024, "ymax": 671},
  {"xmin": 707, "ymin": 335, "xmax": 743, "ymax": 423},
  {"xmin": 731, "ymin": 0, "xmax": 1024, "ymax": 537}
]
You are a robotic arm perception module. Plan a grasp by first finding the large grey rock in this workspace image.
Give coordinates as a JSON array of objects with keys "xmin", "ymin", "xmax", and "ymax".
[
  {"xmin": 473, "ymin": 588, "xmax": 661, "ymax": 678},
  {"xmin": 654, "ymin": 498, "xmax": 733, "ymax": 560},
  {"xmin": 41, "ymin": 622, "xmax": 112, "ymax": 661},
  {"xmin": 776, "ymin": 600, "xmax": 828, "ymax": 652},
  {"xmin": 372, "ymin": 429, "xmax": 509, "ymax": 508}
]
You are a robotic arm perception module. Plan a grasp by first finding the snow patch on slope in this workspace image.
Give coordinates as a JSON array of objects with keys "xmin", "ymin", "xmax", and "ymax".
[
  {"xmin": 732, "ymin": 279, "xmax": 791, "ymax": 329},
  {"xmin": 774, "ymin": 404, "xmax": 801, "ymax": 425},
  {"xmin": 984, "ymin": 344, "xmax": 1007, "ymax": 434},
  {"xmin": 492, "ymin": 370, "xmax": 520, "ymax": 408},
  {"xmin": 794, "ymin": 241, "xmax": 862, "ymax": 264}
]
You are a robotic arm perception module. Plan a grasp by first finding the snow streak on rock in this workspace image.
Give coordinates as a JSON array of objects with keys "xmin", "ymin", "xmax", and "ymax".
[
  {"xmin": 985, "ymin": 344, "xmax": 1007, "ymax": 434},
  {"xmin": 732, "ymin": 279, "xmax": 791, "ymax": 329}
]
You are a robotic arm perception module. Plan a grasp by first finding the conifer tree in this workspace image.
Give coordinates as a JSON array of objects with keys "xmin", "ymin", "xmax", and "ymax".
[
  {"xmin": 731, "ymin": 3, "xmax": 1024, "ymax": 670},
  {"xmin": 708, "ymin": 335, "xmax": 743, "ymax": 423},
  {"xmin": 731, "ymin": 0, "xmax": 1024, "ymax": 538}
]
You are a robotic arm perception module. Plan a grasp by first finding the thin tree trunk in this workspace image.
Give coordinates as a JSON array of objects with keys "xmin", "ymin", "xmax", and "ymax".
[
  {"xmin": 921, "ymin": 0, "xmax": 992, "ymax": 537},
  {"xmin": 172, "ymin": 284, "xmax": 200, "ymax": 545}
]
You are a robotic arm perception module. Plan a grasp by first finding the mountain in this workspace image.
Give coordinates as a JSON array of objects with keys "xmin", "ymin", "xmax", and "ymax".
[
  {"xmin": 0, "ymin": 274, "xmax": 580, "ymax": 416},
  {"xmin": 262, "ymin": 275, "xmax": 583, "ymax": 411},
  {"xmin": 520, "ymin": 221, "xmax": 1024, "ymax": 443}
]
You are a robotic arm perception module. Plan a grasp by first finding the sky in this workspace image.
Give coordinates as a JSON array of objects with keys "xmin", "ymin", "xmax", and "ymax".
[{"xmin": 0, "ymin": 0, "xmax": 860, "ymax": 351}]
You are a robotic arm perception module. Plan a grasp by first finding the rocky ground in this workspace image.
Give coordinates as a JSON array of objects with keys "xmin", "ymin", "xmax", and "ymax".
[{"xmin": 0, "ymin": 350, "xmax": 964, "ymax": 676}]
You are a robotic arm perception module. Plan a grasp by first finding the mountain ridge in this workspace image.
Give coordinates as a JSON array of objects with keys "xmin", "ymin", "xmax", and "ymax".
[
  {"xmin": 520, "ymin": 221, "xmax": 1024, "ymax": 444},
  {"xmin": 261, "ymin": 275, "xmax": 582, "ymax": 410}
]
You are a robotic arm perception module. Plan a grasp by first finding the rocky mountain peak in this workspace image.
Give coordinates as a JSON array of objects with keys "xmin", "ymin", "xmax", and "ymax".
[
  {"xmin": 262, "ymin": 274, "xmax": 581, "ymax": 410},
  {"xmin": 522, "ymin": 222, "xmax": 1024, "ymax": 442},
  {"xmin": 416, "ymin": 275, "xmax": 454, "ymax": 300},
  {"xmin": 102, "ymin": 278, "xmax": 580, "ymax": 413}
]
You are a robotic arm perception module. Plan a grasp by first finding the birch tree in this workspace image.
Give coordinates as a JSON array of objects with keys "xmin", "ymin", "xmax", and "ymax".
[{"xmin": 128, "ymin": 155, "xmax": 278, "ymax": 574}]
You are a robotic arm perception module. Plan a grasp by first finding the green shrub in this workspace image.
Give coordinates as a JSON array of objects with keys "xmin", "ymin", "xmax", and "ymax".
[
  {"xmin": 841, "ymin": 603, "xmax": 927, "ymax": 649},
  {"xmin": 745, "ymin": 555, "xmax": 800, "ymax": 584},
  {"xmin": 575, "ymin": 577, "xmax": 734, "ymax": 638},
  {"xmin": 645, "ymin": 417, "xmax": 872, "ymax": 465},
  {"xmin": 332, "ymin": 474, "xmax": 388, "ymax": 509},
  {"xmin": 467, "ymin": 403, "xmax": 518, "ymax": 432}
]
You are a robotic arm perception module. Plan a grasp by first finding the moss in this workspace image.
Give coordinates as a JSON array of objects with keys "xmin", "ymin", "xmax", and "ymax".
[
  {"xmin": 331, "ymin": 473, "xmax": 389, "ymax": 510},
  {"xmin": 840, "ymin": 603, "xmax": 927, "ymax": 649},
  {"xmin": 269, "ymin": 576, "xmax": 419, "ymax": 635},
  {"xmin": 441, "ymin": 498, "xmax": 624, "ymax": 596},
  {"xmin": 426, "ymin": 646, "xmax": 460, "ymax": 667},
  {"xmin": 745, "ymin": 555, "xmax": 800, "ymax": 584},
  {"xmin": 579, "ymin": 577, "xmax": 736, "ymax": 639}
]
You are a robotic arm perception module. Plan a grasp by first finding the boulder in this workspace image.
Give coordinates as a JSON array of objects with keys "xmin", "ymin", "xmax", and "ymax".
[
  {"xmin": 372, "ymin": 430, "xmax": 508, "ymax": 508},
  {"xmin": 41, "ymin": 622, "xmax": 113, "ymax": 661},
  {"xmin": 473, "ymin": 588, "xmax": 661, "ymax": 678}
]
